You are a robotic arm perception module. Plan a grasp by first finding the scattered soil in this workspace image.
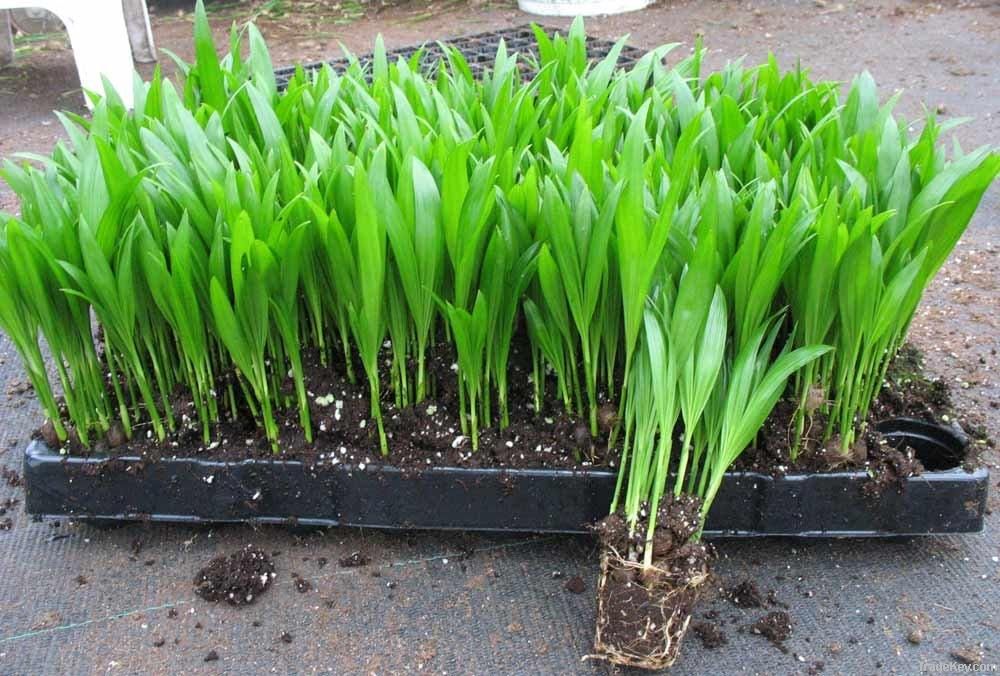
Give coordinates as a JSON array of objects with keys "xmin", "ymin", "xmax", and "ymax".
[
  {"xmin": 194, "ymin": 545, "xmax": 276, "ymax": 606},
  {"xmin": 1, "ymin": 467, "xmax": 22, "ymax": 487},
  {"xmin": 691, "ymin": 620, "xmax": 727, "ymax": 649},
  {"xmin": 807, "ymin": 660, "xmax": 825, "ymax": 675},
  {"xmin": 0, "ymin": 497, "xmax": 17, "ymax": 516},
  {"xmin": 951, "ymin": 645, "xmax": 985, "ymax": 665},
  {"xmin": 31, "ymin": 611, "xmax": 61, "ymax": 630},
  {"xmin": 593, "ymin": 494, "xmax": 712, "ymax": 669},
  {"xmin": 563, "ymin": 575, "xmax": 586, "ymax": 594},
  {"xmin": 750, "ymin": 611, "xmax": 793, "ymax": 652},
  {"xmin": 0, "ymin": 518, "xmax": 11, "ymax": 531},
  {"xmin": 727, "ymin": 579, "xmax": 766, "ymax": 608},
  {"xmin": 291, "ymin": 573, "xmax": 312, "ymax": 593},
  {"xmin": 338, "ymin": 551, "xmax": 370, "ymax": 568}
]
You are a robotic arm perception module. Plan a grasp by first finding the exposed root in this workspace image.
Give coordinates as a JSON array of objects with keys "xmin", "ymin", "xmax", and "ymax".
[{"xmin": 589, "ymin": 494, "xmax": 712, "ymax": 670}]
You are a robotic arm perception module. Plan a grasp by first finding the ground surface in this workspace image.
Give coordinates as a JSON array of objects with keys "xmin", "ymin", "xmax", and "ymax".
[{"xmin": 1, "ymin": 0, "xmax": 998, "ymax": 674}]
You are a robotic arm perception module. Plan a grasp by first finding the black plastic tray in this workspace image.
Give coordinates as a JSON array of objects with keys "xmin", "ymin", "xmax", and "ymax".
[
  {"xmin": 272, "ymin": 24, "xmax": 647, "ymax": 88},
  {"xmin": 23, "ymin": 418, "xmax": 988, "ymax": 537}
]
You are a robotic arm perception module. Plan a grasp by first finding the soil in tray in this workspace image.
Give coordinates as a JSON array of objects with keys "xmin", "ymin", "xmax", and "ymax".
[
  {"xmin": 41, "ymin": 336, "xmax": 618, "ymax": 471},
  {"xmin": 738, "ymin": 344, "xmax": 974, "ymax": 476},
  {"xmin": 35, "ymin": 338, "xmax": 969, "ymax": 475}
]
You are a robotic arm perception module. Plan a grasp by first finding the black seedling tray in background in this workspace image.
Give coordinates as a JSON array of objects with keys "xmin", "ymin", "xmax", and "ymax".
[
  {"xmin": 23, "ymin": 417, "xmax": 988, "ymax": 537},
  {"xmin": 272, "ymin": 24, "xmax": 648, "ymax": 88}
]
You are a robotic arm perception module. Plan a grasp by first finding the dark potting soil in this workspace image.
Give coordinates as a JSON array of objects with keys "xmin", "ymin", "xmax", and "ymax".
[
  {"xmin": 338, "ymin": 552, "xmax": 370, "ymax": 568},
  {"xmin": 194, "ymin": 545, "xmax": 276, "ymax": 606},
  {"xmin": 750, "ymin": 610, "xmax": 793, "ymax": 651},
  {"xmin": 691, "ymin": 620, "xmax": 728, "ymax": 649},
  {"xmin": 34, "ymin": 341, "xmax": 972, "ymax": 479},
  {"xmin": 861, "ymin": 443, "xmax": 925, "ymax": 497},
  {"xmin": 750, "ymin": 407, "xmax": 928, "ymax": 493},
  {"xmin": 727, "ymin": 579, "xmax": 766, "ymax": 608},
  {"xmin": 595, "ymin": 493, "xmax": 705, "ymax": 558},
  {"xmin": 41, "ymin": 340, "xmax": 617, "ymax": 472},
  {"xmin": 874, "ymin": 344, "xmax": 954, "ymax": 420},
  {"xmin": 291, "ymin": 573, "xmax": 312, "ymax": 593},
  {"xmin": 737, "ymin": 345, "xmax": 961, "ymax": 478},
  {"xmin": 593, "ymin": 495, "xmax": 713, "ymax": 668},
  {"xmin": 2, "ymin": 467, "xmax": 22, "ymax": 487}
]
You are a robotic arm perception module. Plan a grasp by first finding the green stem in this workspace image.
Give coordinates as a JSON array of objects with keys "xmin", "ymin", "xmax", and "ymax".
[
  {"xmin": 583, "ymin": 349, "xmax": 598, "ymax": 437},
  {"xmin": 369, "ymin": 373, "xmax": 388, "ymax": 455},
  {"xmin": 105, "ymin": 351, "xmax": 133, "ymax": 439},
  {"xmin": 415, "ymin": 350, "xmax": 427, "ymax": 403},
  {"xmin": 673, "ymin": 428, "xmax": 693, "ymax": 495}
]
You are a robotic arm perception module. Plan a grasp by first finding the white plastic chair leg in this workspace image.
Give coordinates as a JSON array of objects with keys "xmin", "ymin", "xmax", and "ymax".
[
  {"xmin": 58, "ymin": 2, "xmax": 135, "ymax": 108},
  {"xmin": 0, "ymin": 10, "xmax": 13, "ymax": 68},
  {"xmin": 123, "ymin": 0, "xmax": 156, "ymax": 63},
  {"xmin": 0, "ymin": 0, "xmax": 138, "ymax": 108}
]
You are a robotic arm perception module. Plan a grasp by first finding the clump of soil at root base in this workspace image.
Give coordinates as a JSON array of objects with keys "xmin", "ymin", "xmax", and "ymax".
[
  {"xmin": 593, "ymin": 494, "xmax": 712, "ymax": 670},
  {"xmin": 194, "ymin": 545, "xmax": 275, "ymax": 606}
]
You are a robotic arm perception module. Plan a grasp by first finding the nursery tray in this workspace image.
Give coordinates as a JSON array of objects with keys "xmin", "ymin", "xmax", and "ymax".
[
  {"xmin": 272, "ymin": 24, "xmax": 648, "ymax": 89},
  {"xmin": 23, "ymin": 418, "xmax": 987, "ymax": 537}
]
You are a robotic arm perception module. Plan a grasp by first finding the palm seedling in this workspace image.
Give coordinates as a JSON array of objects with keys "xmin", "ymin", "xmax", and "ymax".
[{"xmin": 0, "ymin": 9, "xmax": 993, "ymax": 502}]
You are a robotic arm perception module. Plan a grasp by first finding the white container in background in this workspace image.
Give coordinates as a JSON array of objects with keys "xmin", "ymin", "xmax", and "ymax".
[{"xmin": 518, "ymin": 0, "xmax": 651, "ymax": 17}]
